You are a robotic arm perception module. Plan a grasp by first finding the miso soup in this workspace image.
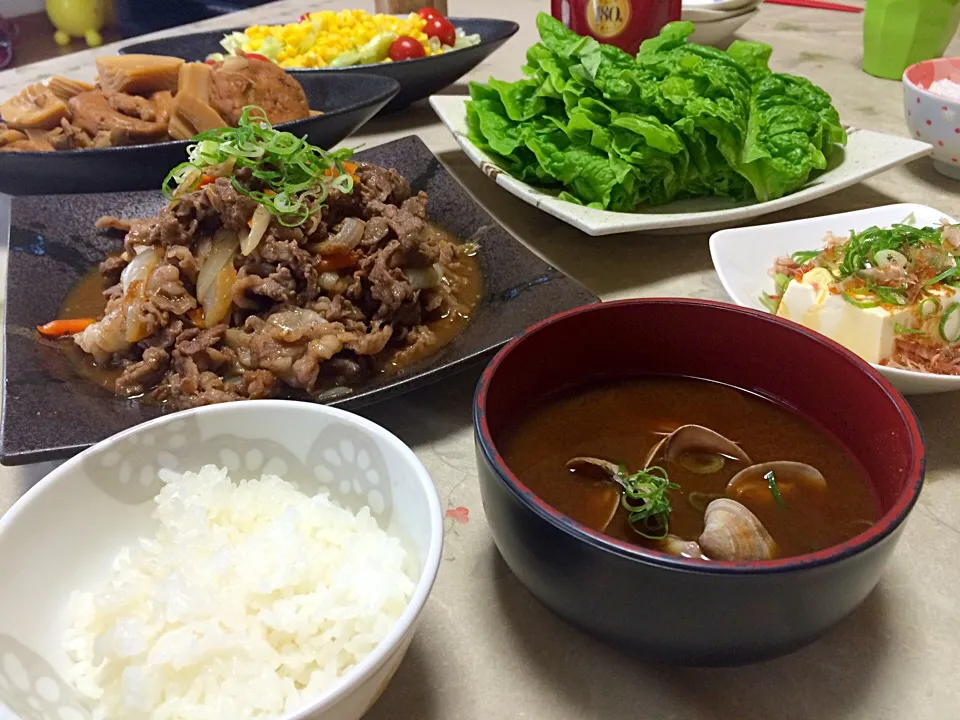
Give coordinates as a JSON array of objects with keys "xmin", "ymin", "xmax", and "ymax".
[{"xmin": 500, "ymin": 376, "xmax": 879, "ymax": 560}]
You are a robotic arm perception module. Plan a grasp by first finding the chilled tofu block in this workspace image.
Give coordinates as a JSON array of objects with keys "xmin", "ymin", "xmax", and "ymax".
[
  {"xmin": 776, "ymin": 270, "xmax": 960, "ymax": 365},
  {"xmin": 777, "ymin": 281, "xmax": 911, "ymax": 364}
]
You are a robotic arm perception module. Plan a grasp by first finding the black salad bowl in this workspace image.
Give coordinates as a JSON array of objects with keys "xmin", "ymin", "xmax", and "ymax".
[
  {"xmin": 118, "ymin": 18, "xmax": 520, "ymax": 113},
  {"xmin": 473, "ymin": 299, "xmax": 925, "ymax": 666},
  {"xmin": 0, "ymin": 73, "xmax": 399, "ymax": 196}
]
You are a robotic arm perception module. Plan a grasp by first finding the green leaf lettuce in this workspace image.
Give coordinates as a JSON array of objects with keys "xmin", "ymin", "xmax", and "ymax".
[{"xmin": 465, "ymin": 13, "xmax": 847, "ymax": 212}]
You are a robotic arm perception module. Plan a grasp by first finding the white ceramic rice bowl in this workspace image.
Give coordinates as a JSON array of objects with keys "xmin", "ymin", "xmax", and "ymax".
[{"xmin": 0, "ymin": 400, "xmax": 443, "ymax": 720}]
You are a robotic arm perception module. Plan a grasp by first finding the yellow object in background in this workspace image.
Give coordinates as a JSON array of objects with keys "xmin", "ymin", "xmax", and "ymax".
[{"xmin": 46, "ymin": 0, "xmax": 111, "ymax": 48}]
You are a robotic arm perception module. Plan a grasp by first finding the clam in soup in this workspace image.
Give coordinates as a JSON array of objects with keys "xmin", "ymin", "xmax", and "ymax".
[{"xmin": 500, "ymin": 376, "xmax": 879, "ymax": 560}]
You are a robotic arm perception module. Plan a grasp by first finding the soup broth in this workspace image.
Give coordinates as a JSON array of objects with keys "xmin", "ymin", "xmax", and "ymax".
[{"xmin": 500, "ymin": 376, "xmax": 879, "ymax": 560}]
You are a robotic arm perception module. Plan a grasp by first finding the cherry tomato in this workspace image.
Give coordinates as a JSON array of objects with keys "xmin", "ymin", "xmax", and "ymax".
[
  {"xmin": 245, "ymin": 53, "xmax": 271, "ymax": 63},
  {"xmin": 423, "ymin": 16, "xmax": 456, "ymax": 47},
  {"xmin": 204, "ymin": 58, "xmax": 217, "ymax": 66},
  {"xmin": 417, "ymin": 7, "xmax": 443, "ymax": 21},
  {"xmin": 389, "ymin": 36, "xmax": 426, "ymax": 62}
]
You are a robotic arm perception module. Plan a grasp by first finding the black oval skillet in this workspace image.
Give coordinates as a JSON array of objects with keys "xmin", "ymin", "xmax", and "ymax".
[{"xmin": 0, "ymin": 72, "xmax": 400, "ymax": 196}]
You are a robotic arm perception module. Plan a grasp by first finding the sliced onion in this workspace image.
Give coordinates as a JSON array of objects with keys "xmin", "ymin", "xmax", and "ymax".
[
  {"xmin": 404, "ymin": 263, "xmax": 444, "ymax": 290},
  {"xmin": 197, "ymin": 229, "xmax": 239, "ymax": 303},
  {"xmin": 204, "ymin": 156, "xmax": 236, "ymax": 179},
  {"xmin": 241, "ymin": 205, "xmax": 271, "ymax": 256},
  {"xmin": 313, "ymin": 217, "xmax": 364, "ymax": 255},
  {"xmin": 173, "ymin": 167, "xmax": 201, "ymax": 198},
  {"xmin": 120, "ymin": 246, "xmax": 161, "ymax": 293},
  {"xmin": 202, "ymin": 262, "xmax": 237, "ymax": 326},
  {"xmin": 318, "ymin": 271, "xmax": 341, "ymax": 292}
]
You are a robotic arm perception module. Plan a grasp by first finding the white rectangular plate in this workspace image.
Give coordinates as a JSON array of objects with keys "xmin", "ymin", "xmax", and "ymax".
[
  {"xmin": 709, "ymin": 203, "xmax": 960, "ymax": 395},
  {"xmin": 429, "ymin": 95, "xmax": 933, "ymax": 237}
]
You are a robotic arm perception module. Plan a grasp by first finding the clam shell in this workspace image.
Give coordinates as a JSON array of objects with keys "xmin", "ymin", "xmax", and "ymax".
[
  {"xmin": 643, "ymin": 424, "xmax": 751, "ymax": 469},
  {"xmin": 727, "ymin": 461, "xmax": 827, "ymax": 499},
  {"xmin": 698, "ymin": 498, "xmax": 778, "ymax": 562}
]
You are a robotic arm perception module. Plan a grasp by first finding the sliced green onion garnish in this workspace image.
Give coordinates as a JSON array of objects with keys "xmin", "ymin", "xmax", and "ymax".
[
  {"xmin": 759, "ymin": 293, "xmax": 779, "ymax": 313},
  {"xmin": 920, "ymin": 297, "xmax": 941, "ymax": 317},
  {"xmin": 939, "ymin": 304, "xmax": 960, "ymax": 343},
  {"xmin": 872, "ymin": 286, "xmax": 907, "ymax": 306},
  {"xmin": 894, "ymin": 323, "xmax": 924, "ymax": 335},
  {"xmin": 774, "ymin": 272, "xmax": 792, "ymax": 294},
  {"xmin": 162, "ymin": 105, "xmax": 356, "ymax": 228},
  {"xmin": 924, "ymin": 266, "xmax": 959, "ymax": 287},
  {"xmin": 791, "ymin": 249, "xmax": 821, "ymax": 265},
  {"xmin": 841, "ymin": 289, "xmax": 879, "ymax": 309},
  {"xmin": 765, "ymin": 471, "xmax": 786, "ymax": 509},
  {"xmin": 614, "ymin": 465, "xmax": 680, "ymax": 541}
]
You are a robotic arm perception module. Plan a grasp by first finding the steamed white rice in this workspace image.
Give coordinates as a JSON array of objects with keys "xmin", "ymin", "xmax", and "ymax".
[{"xmin": 64, "ymin": 465, "xmax": 414, "ymax": 720}]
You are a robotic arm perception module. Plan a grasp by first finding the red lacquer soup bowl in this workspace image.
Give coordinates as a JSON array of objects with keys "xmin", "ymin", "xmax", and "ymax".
[{"xmin": 473, "ymin": 299, "xmax": 924, "ymax": 665}]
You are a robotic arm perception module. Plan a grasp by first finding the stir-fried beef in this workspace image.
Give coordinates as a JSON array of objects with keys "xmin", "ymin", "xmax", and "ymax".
[{"xmin": 79, "ymin": 162, "xmax": 475, "ymax": 408}]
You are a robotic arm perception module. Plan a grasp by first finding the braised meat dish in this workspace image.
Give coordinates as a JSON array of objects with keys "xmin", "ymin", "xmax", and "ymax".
[
  {"xmin": 0, "ymin": 54, "xmax": 311, "ymax": 152},
  {"xmin": 42, "ymin": 109, "xmax": 480, "ymax": 408}
]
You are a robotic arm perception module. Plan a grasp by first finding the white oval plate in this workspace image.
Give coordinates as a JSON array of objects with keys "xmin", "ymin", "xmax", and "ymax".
[
  {"xmin": 429, "ymin": 95, "xmax": 932, "ymax": 237},
  {"xmin": 709, "ymin": 203, "xmax": 960, "ymax": 395}
]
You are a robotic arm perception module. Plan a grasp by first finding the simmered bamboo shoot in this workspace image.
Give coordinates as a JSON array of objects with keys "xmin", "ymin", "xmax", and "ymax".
[
  {"xmin": 168, "ymin": 94, "xmax": 227, "ymax": 141},
  {"xmin": 47, "ymin": 76, "xmax": 96, "ymax": 104},
  {"xmin": 96, "ymin": 55, "xmax": 184, "ymax": 95},
  {"xmin": 0, "ymin": 84, "xmax": 70, "ymax": 130}
]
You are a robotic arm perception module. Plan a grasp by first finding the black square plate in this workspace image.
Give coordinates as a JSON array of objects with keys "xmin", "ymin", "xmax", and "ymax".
[{"xmin": 1, "ymin": 135, "xmax": 597, "ymax": 465}]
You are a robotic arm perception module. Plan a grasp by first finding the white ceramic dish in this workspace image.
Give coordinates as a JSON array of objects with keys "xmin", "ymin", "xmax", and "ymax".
[
  {"xmin": 429, "ymin": 95, "xmax": 933, "ymax": 236},
  {"xmin": 709, "ymin": 203, "xmax": 960, "ymax": 395},
  {"xmin": 687, "ymin": 7, "xmax": 760, "ymax": 46},
  {"xmin": 0, "ymin": 400, "xmax": 443, "ymax": 720},
  {"xmin": 681, "ymin": 4, "xmax": 758, "ymax": 24}
]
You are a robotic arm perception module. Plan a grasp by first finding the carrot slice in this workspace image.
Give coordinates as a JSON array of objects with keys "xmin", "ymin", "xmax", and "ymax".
[
  {"xmin": 37, "ymin": 318, "xmax": 95, "ymax": 336},
  {"xmin": 197, "ymin": 175, "xmax": 215, "ymax": 188},
  {"xmin": 316, "ymin": 252, "xmax": 358, "ymax": 273}
]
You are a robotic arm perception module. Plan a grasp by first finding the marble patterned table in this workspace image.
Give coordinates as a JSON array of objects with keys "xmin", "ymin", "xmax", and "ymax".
[{"xmin": 1, "ymin": 2, "xmax": 959, "ymax": 718}]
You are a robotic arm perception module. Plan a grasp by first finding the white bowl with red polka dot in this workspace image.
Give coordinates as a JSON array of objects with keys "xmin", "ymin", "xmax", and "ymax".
[
  {"xmin": 0, "ymin": 400, "xmax": 443, "ymax": 720},
  {"xmin": 904, "ymin": 57, "xmax": 960, "ymax": 180}
]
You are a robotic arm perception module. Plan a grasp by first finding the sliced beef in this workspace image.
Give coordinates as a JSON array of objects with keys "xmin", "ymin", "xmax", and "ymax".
[
  {"xmin": 146, "ymin": 264, "xmax": 196, "ymax": 315},
  {"xmin": 100, "ymin": 255, "xmax": 127, "ymax": 287},
  {"xmin": 174, "ymin": 325, "xmax": 226, "ymax": 356},
  {"xmin": 361, "ymin": 216, "xmax": 390, "ymax": 248},
  {"xmin": 166, "ymin": 246, "xmax": 199, "ymax": 283},
  {"xmin": 74, "ymin": 161, "xmax": 475, "ymax": 410},
  {"xmin": 357, "ymin": 164, "xmax": 410, "ymax": 208},
  {"xmin": 115, "ymin": 347, "xmax": 170, "ymax": 397},
  {"xmin": 233, "ymin": 266, "xmax": 297, "ymax": 308}
]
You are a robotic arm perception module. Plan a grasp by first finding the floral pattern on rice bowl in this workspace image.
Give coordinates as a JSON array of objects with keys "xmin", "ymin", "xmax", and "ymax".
[
  {"xmin": 77, "ymin": 413, "xmax": 392, "ymax": 526},
  {"xmin": 307, "ymin": 422, "xmax": 394, "ymax": 524},
  {"xmin": 0, "ymin": 634, "xmax": 90, "ymax": 720}
]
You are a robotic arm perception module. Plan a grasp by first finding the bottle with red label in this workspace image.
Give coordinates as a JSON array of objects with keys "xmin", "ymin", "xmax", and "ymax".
[{"xmin": 551, "ymin": 0, "xmax": 682, "ymax": 55}]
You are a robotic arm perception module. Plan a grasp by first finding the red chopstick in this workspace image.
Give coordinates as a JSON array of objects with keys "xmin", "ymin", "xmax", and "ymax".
[{"xmin": 765, "ymin": 0, "xmax": 863, "ymax": 12}]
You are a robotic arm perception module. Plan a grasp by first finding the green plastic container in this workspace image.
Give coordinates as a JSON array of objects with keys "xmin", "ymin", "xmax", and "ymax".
[{"xmin": 863, "ymin": 0, "xmax": 960, "ymax": 80}]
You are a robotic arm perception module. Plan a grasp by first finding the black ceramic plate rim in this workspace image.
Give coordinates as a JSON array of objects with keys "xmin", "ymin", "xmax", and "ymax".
[
  {"xmin": 118, "ymin": 18, "xmax": 520, "ymax": 73},
  {"xmin": 473, "ymin": 297, "xmax": 926, "ymax": 576},
  {"xmin": 0, "ymin": 73, "xmax": 400, "ymax": 160}
]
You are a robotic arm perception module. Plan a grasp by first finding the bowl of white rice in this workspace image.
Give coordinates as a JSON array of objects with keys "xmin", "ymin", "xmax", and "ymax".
[
  {"xmin": 903, "ymin": 57, "xmax": 960, "ymax": 181},
  {"xmin": 0, "ymin": 400, "xmax": 443, "ymax": 720}
]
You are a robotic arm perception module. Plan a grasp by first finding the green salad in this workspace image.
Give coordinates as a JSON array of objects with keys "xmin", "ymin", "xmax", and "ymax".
[{"xmin": 466, "ymin": 13, "xmax": 847, "ymax": 212}]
